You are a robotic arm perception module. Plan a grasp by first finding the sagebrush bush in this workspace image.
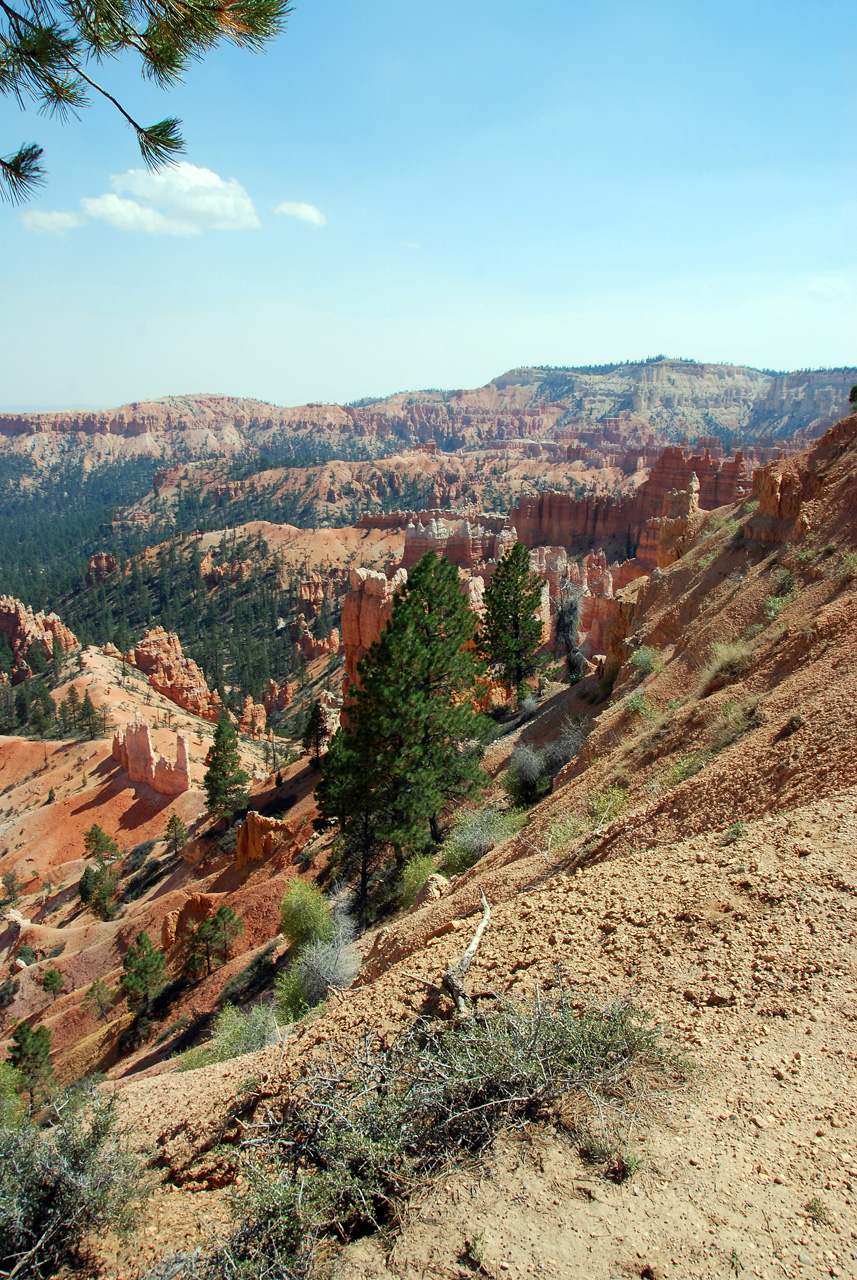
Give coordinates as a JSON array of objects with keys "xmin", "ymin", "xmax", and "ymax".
[
  {"xmin": 629, "ymin": 646, "xmax": 664, "ymax": 677},
  {"xmin": 279, "ymin": 881, "xmax": 334, "ymax": 949},
  {"xmin": 400, "ymin": 853, "xmax": 438, "ymax": 908},
  {"xmin": 176, "ymin": 1002, "xmax": 280, "ymax": 1072},
  {"xmin": 503, "ymin": 743, "xmax": 549, "ymax": 806},
  {"xmin": 0, "ymin": 1080, "xmax": 147, "ymax": 1277},
  {"xmin": 442, "ymin": 807, "xmax": 526, "ymax": 876},
  {"xmin": 160, "ymin": 996, "xmax": 683, "ymax": 1278}
]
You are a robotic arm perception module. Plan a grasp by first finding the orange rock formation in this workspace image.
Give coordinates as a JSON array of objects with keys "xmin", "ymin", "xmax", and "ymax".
[
  {"xmin": 133, "ymin": 627, "xmax": 222, "ymax": 721},
  {"xmin": 0, "ymin": 595, "xmax": 78, "ymax": 681},
  {"xmin": 112, "ymin": 713, "xmax": 191, "ymax": 796}
]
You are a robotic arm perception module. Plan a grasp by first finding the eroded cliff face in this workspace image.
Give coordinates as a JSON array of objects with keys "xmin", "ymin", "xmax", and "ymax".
[
  {"xmin": 3, "ymin": 362, "xmax": 851, "ymax": 469},
  {"xmin": 0, "ymin": 596, "xmax": 78, "ymax": 681},
  {"xmin": 133, "ymin": 627, "xmax": 222, "ymax": 722},
  {"xmin": 340, "ymin": 567, "xmax": 407, "ymax": 691},
  {"xmin": 510, "ymin": 446, "xmax": 747, "ymax": 558}
]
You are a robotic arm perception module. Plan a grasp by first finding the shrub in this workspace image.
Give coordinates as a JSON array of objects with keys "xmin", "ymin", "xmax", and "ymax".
[
  {"xmin": 623, "ymin": 691, "xmax": 655, "ymax": 719},
  {"xmin": 503, "ymin": 743, "xmax": 550, "ymax": 806},
  {"xmin": 708, "ymin": 697, "xmax": 764, "ymax": 751},
  {"xmin": 176, "ymin": 1003, "xmax": 280, "ymax": 1072},
  {"xmin": 630, "ymin": 646, "xmax": 664, "ymax": 677},
  {"xmin": 840, "ymin": 551, "xmax": 857, "ymax": 581},
  {"xmin": 0, "ymin": 1081, "xmax": 146, "ymax": 1277},
  {"xmin": 17, "ymin": 945, "xmax": 36, "ymax": 966},
  {"xmin": 0, "ymin": 1061, "xmax": 24, "ymax": 1128},
  {"xmin": 442, "ymin": 807, "xmax": 526, "ymax": 876},
  {"xmin": 279, "ymin": 881, "xmax": 334, "ymax": 949},
  {"xmin": 125, "ymin": 839, "xmax": 157, "ymax": 873},
  {"xmin": 400, "ymin": 853, "xmax": 438, "ymax": 909},
  {"xmin": 297, "ymin": 918, "xmax": 358, "ymax": 1006},
  {"xmin": 586, "ymin": 784, "xmax": 628, "ymax": 827},
  {"xmin": 274, "ymin": 967, "xmax": 310, "ymax": 1025},
  {"xmin": 541, "ymin": 716, "xmax": 589, "ymax": 776},
  {"xmin": 177, "ymin": 997, "xmax": 682, "ymax": 1277},
  {"xmin": 721, "ymin": 821, "xmax": 746, "ymax": 846},
  {"xmin": 518, "ymin": 695, "xmax": 539, "ymax": 720}
]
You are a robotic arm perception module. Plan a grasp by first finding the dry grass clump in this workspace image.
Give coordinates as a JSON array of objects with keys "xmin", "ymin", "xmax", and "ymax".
[
  {"xmin": 701, "ymin": 639, "xmax": 754, "ymax": 694},
  {"xmin": 707, "ymin": 697, "xmax": 765, "ymax": 752},
  {"xmin": 148, "ymin": 997, "xmax": 684, "ymax": 1279}
]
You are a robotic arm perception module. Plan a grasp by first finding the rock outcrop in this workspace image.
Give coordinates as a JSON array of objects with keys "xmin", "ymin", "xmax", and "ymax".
[
  {"xmin": 235, "ymin": 809, "xmax": 316, "ymax": 869},
  {"xmin": 239, "ymin": 696, "xmax": 267, "ymax": 737},
  {"xmin": 86, "ymin": 552, "xmax": 117, "ymax": 584},
  {"xmin": 0, "ymin": 596, "xmax": 78, "ymax": 681},
  {"xmin": 340, "ymin": 567, "xmax": 407, "ymax": 691},
  {"xmin": 290, "ymin": 616, "xmax": 340, "ymax": 662},
  {"xmin": 112, "ymin": 713, "xmax": 191, "ymax": 795},
  {"xmin": 133, "ymin": 627, "xmax": 222, "ymax": 721},
  {"xmin": 636, "ymin": 475, "xmax": 706, "ymax": 571},
  {"xmin": 263, "ymin": 678, "xmax": 295, "ymax": 714},
  {"xmin": 161, "ymin": 894, "xmax": 217, "ymax": 950},
  {"xmin": 402, "ymin": 516, "xmax": 514, "ymax": 570}
]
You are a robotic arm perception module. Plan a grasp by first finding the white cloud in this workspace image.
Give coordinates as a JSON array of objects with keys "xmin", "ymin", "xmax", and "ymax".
[
  {"xmin": 275, "ymin": 201, "xmax": 327, "ymax": 226},
  {"xmin": 80, "ymin": 193, "xmax": 202, "ymax": 236},
  {"xmin": 20, "ymin": 209, "xmax": 85, "ymax": 235},
  {"xmin": 24, "ymin": 162, "xmax": 260, "ymax": 237}
]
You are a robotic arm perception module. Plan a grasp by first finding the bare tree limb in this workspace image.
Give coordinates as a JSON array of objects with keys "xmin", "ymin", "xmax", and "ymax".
[{"xmin": 442, "ymin": 889, "xmax": 490, "ymax": 1017}]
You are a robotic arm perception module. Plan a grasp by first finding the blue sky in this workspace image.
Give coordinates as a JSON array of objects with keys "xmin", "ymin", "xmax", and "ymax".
[{"xmin": 2, "ymin": 0, "xmax": 855, "ymax": 411}]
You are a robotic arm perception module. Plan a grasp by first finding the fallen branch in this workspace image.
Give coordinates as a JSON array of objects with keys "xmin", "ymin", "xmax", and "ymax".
[{"xmin": 442, "ymin": 889, "xmax": 490, "ymax": 1017}]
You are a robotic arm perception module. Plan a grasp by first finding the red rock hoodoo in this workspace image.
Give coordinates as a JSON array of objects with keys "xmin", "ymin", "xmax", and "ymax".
[
  {"xmin": 133, "ymin": 627, "xmax": 222, "ymax": 721},
  {"xmin": 112, "ymin": 713, "xmax": 191, "ymax": 795}
]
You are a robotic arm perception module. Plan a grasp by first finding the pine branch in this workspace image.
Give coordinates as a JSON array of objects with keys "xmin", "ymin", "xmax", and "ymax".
[{"xmin": 0, "ymin": 140, "xmax": 44, "ymax": 201}]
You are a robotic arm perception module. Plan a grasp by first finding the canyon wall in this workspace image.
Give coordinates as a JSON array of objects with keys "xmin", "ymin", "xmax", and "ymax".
[{"xmin": 510, "ymin": 446, "xmax": 748, "ymax": 557}]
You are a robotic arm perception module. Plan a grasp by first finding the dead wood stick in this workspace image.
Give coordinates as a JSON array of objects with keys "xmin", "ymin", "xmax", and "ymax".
[{"xmin": 442, "ymin": 889, "xmax": 491, "ymax": 1017}]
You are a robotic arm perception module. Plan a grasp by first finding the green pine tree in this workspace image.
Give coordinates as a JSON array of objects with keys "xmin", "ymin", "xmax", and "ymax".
[
  {"xmin": 203, "ymin": 715, "xmax": 249, "ymax": 822},
  {"xmin": 165, "ymin": 813, "xmax": 189, "ymax": 856},
  {"xmin": 481, "ymin": 540, "xmax": 544, "ymax": 691},
  {"xmin": 120, "ymin": 932, "xmax": 167, "ymax": 1012},
  {"xmin": 318, "ymin": 553, "xmax": 487, "ymax": 927},
  {"xmin": 302, "ymin": 699, "xmax": 327, "ymax": 767},
  {"xmin": 9, "ymin": 1021, "xmax": 52, "ymax": 1102},
  {"xmin": 210, "ymin": 905, "xmax": 243, "ymax": 965},
  {"xmin": 42, "ymin": 967, "xmax": 65, "ymax": 1000}
]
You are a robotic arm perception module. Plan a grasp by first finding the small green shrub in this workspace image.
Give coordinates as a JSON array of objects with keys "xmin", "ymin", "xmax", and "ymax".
[
  {"xmin": 702, "ymin": 640, "xmax": 753, "ymax": 692},
  {"xmin": 840, "ymin": 551, "xmax": 857, "ymax": 581},
  {"xmin": 17, "ymin": 945, "xmax": 36, "ymax": 966},
  {"xmin": 125, "ymin": 839, "xmax": 157, "ymax": 873},
  {"xmin": 176, "ymin": 1003, "xmax": 279, "ymax": 1072},
  {"xmin": 0, "ymin": 1062, "xmax": 24, "ymax": 1128},
  {"xmin": 721, "ymin": 822, "xmax": 746, "ymax": 845},
  {"xmin": 400, "ymin": 853, "xmax": 438, "ymax": 909},
  {"xmin": 279, "ymin": 881, "xmax": 334, "ymax": 949},
  {"xmin": 624, "ymin": 691, "xmax": 655, "ymax": 719},
  {"xmin": 274, "ymin": 967, "xmax": 310, "ymax": 1024},
  {"xmin": 653, "ymin": 750, "xmax": 712, "ymax": 793},
  {"xmin": 630, "ymin": 647, "xmax": 664, "ymax": 678},
  {"xmin": 709, "ymin": 698, "xmax": 764, "ymax": 751},
  {"xmin": 587, "ymin": 784, "xmax": 628, "ymax": 826}
]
